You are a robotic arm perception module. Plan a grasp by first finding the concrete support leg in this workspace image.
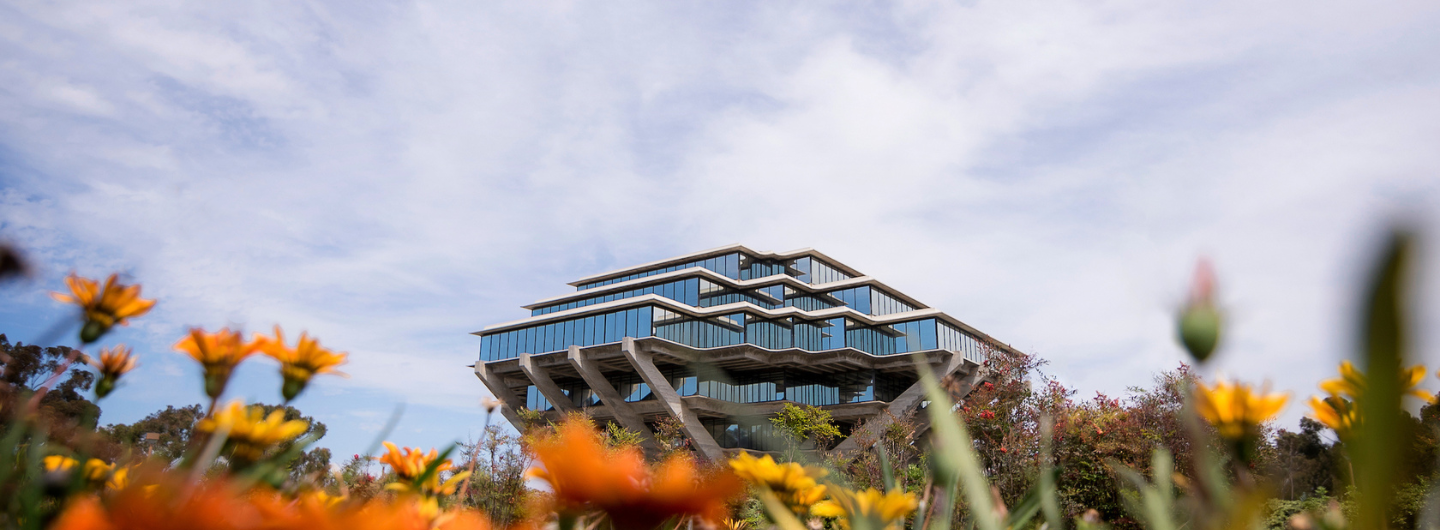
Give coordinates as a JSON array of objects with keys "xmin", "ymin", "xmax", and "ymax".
[
  {"xmin": 908, "ymin": 365, "xmax": 984, "ymax": 441},
  {"xmin": 566, "ymin": 346, "xmax": 659, "ymax": 453},
  {"xmin": 832, "ymin": 352, "xmax": 974, "ymax": 453},
  {"xmin": 620, "ymin": 338, "xmax": 726, "ymax": 461},
  {"xmin": 473, "ymin": 363, "xmax": 527, "ymax": 433},
  {"xmin": 519, "ymin": 352, "xmax": 578, "ymax": 413}
]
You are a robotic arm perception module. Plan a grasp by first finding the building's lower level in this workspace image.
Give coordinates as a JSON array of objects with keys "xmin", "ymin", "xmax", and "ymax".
[{"xmin": 474, "ymin": 335, "xmax": 986, "ymax": 460}]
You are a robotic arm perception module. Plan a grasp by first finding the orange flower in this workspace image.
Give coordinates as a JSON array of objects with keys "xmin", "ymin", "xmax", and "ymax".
[
  {"xmin": 91, "ymin": 345, "xmax": 138, "ymax": 399},
  {"xmin": 377, "ymin": 442, "xmax": 469, "ymax": 497},
  {"xmin": 174, "ymin": 328, "xmax": 261, "ymax": 399},
  {"xmin": 527, "ymin": 420, "xmax": 743, "ymax": 530},
  {"xmin": 50, "ymin": 273, "xmax": 155, "ymax": 343},
  {"xmin": 378, "ymin": 442, "xmax": 452, "ymax": 481},
  {"xmin": 49, "ymin": 475, "xmax": 493, "ymax": 530},
  {"xmin": 255, "ymin": 326, "xmax": 348, "ymax": 402}
]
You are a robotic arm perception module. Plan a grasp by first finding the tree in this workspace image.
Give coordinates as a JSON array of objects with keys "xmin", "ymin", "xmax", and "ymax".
[
  {"xmin": 0, "ymin": 334, "xmax": 99, "ymax": 424},
  {"xmin": 843, "ymin": 410, "xmax": 920, "ymax": 492},
  {"xmin": 458, "ymin": 423, "xmax": 532, "ymax": 526},
  {"xmin": 1265, "ymin": 418, "xmax": 1337, "ymax": 500},
  {"xmin": 770, "ymin": 403, "xmax": 841, "ymax": 458},
  {"xmin": 100, "ymin": 404, "xmax": 206, "ymax": 463},
  {"xmin": 652, "ymin": 416, "xmax": 691, "ymax": 457}
]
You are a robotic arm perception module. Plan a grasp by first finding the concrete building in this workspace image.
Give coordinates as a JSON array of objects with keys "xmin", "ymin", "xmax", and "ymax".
[{"xmin": 471, "ymin": 245, "xmax": 1019, "ymax": 460}]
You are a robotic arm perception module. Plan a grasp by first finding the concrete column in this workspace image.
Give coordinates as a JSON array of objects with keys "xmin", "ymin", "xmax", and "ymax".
[
  {"xmin": 620, "ymin": 338, "xmax": 726, "ymax": 461},
  {"xmin": 519, "ymin": 352, "xmax": 578, "ymax": 413},
  {"xmin": 832, "ymin": 351, "xmax": 975, "ymax": 453},
  {"xmin": 565, "ymin": 345, "xmax": 660, "ymax": 453},
  {"xmin": 473, "ymin": 363, "xmax": 527, "ymax": 432}
]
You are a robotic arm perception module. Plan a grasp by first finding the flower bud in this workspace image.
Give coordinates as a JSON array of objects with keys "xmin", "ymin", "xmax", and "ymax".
[
  {"xmin": 205, "ymin": 370, "xmax": 229, "ymax": 399},
  {"xmin": 1178, "ymin": 259, "xmax": 1222, "ymax": 362},
  {"xmin": 282, "ymin": 377, "xmax": 307, "ymax": 403},
  {"xmin": 1179, "ymin": 304, "xmax": 1221, "ymax": 362},
  {"xmin": 95, "ymin": 377, "xmax": 116, "ymax": 399},
  {"xmin": 80, "ymin": 320, "xmax": 108, "ymax": 344}
]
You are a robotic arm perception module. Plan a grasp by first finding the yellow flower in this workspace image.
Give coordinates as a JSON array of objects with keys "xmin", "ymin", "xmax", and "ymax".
[
  {"xmin": 50, "ymin": 273, "xmax": 156, "ymax": 343},
  {"xmin": 82, "ymin": 459, "xmax": 114, "ymax": 482},
  {"xmin": 1320, "ymin": 360, "xmax": 1435, "ymax": 404},
  {"xmin": 256, "ymin": 326, "xmax": 348, "ymax": 402},
  {"xmin": 175, "ymin": 327, "xmax": 261, "ymax": 399},
  {"xmin": 43, "ymin": 455, "xmax": 78, "ymax": 473},
  {"xmin": 91, "ymin": 344, "xmax": 138, "ymax": 399},
  {"xmin": 297, "ymin": 489, "xmax": 346, "ymax": 509},
  {"xmin": 728, "ymin": 451, "xmax": 828, "ymax": 515},
  {"xmin": 1308, "ymin": 395, "xmax": 1359, "ymax": 439},
  {"xmin": 43, "ymin": 456, "xmax": 115, "ymax": 485},
  {"xmin": 812, "ymin": 488, "xmax": 918, "ymax": 530},
  {"xmin": 106, "ymin": 465, "xmax": 131, "ymax": 491},
  {"xmin": 1193, "ymin": 379, "xmax": 1289, "ymax": 441},
  {"xmin": 195, "ymin": 400, "xmax": 310, "ymax": 462}
]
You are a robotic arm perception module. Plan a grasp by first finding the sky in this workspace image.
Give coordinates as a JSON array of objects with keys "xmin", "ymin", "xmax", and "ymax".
[{"xmin": 1, "ymin": 0, "xmax": 1439, "ymax": 459}]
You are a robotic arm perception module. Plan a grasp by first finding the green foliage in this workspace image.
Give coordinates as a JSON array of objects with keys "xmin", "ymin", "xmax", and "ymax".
[
  {"xmin": 457, "ymin": 423, "xmax": 532, "ymax": 526},
  {"xmin": 515, "ymin": 407, "xmax": 546, "ymax": 432},
  {"xmin": 604, "ymin": 421, "xmax": 645, "ymax": 450},
  {"xmin": 1264, "ymin": 488, "xmax": 1334, "ymax": 530},
  {"xmin": 770, "ymin": 403, "xmax": 842, "ymax": 456}
]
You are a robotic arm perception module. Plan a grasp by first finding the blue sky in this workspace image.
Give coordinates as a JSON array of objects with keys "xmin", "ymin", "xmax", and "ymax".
[{"xmin": 2, "ymin": 1, "xmax": 1440, "ymax": 458}]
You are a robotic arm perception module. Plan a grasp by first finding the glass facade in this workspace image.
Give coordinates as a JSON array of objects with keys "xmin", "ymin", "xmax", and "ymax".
[
  {"xmin": 479, "ymin": 306, "xmax": 654, "ymax": 362},
  {"xmin": 703, "ymin": 418, "xmax": 783, "ymax": 450},
  {"xmin": 535, "ymin": 278, "xmax": 700, "ymax": 316},
  {"xmin": 489, "ymin": 303, "xmax": 985, "ymax": 363},
  {"xmin": 575, "ymin": 252, "xmax": 853, "ymax": 291},
  {"xmin": 577, "ymin": 254, "xmax": 742, "ymax": 291},
  {"xmin": 543, "ymin": 277, "xmax": 913, "ymax": 318},
  {"xmin": 523, "ymin": 367, "xmax": 912, "ymax": 412}
]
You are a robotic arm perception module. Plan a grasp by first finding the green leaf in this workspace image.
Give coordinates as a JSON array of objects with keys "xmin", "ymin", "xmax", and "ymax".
[
  {"xmin": 1039, "ymin": 417, "xmax": 1062, "ymax": 530},
  {"xmin": 879, "ymin": 442, "xmax": 896, "ymax": 492},
  {"xmin": 1353, "ymin": 230, "xmax": 1413, "ymax": 530},
  {"xmin": 915, "ymin": 354, "xmax": 1003, "ymax": 530}
]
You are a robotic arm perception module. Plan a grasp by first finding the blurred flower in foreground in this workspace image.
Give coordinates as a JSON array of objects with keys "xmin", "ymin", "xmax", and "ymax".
[
  {"xmin": 42, "ymin": 455, "xmax": 78, "ymax": 473},
  {"xmin": 728, "ymin": 451, "xmax": 828, "ymax": 516},
  {"xmin": 378, "ymin": 441, "xmax": 468, "ymax": 497},
  {"xmin": 1177, "ymin": 260, "xmax": 1222, "ymax": 362},
  {"xmin": 90, "ymin": 344, "xmax": 138, "ymax": 399},
  {"xmin": 196, "ymin": 401, "xmax": 309, "ymax": 464},
  {"xmin": 527, "ymin": 420, "xmax": 742, "ymax": 530},
  {"xmin": 43, "ymin": 456, "xmax": 115, "ymax": 487},
  {"xmin": 256, "ymin": 326, "xmax": 348, "ymax": 402},
  {"xmin": 1319, "ymin": 360, "xmax": 1435, "ymax": 404},
  {"xmin": 50, "ymin": 273, "xmax": 155, "ymax": 343},
  {"xmin": 106, "ymin": 465, "xmax": 131, "ymax": 491},
  {"xmin": 811, "ymin": 487, "xmax": 918, "ymax": 530},
  {"xmin": 0, "ymin": 243, "xmax": 31, "ymax": 281},
  {"xmin": 1193, "ymin": 379, "xmax": 1289, "ymax": 441},
  {"xmin": 51, "ymin": 476, "xmax": 495, "ymax": 530},
  {"xmin": 480, "ymin": 396, "xmax": 504, "ymax": 414},
  {"xmin": 1308, "ymin": 395, "xmax": 1359, "ymax": 440},
  {"xmin": 175, "ymin": 327, "xmax": 261, "ymax": 400}
]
